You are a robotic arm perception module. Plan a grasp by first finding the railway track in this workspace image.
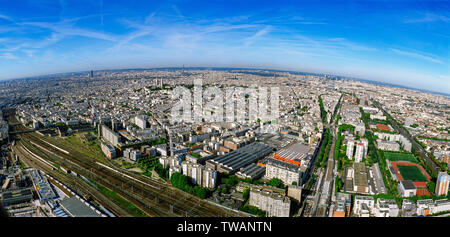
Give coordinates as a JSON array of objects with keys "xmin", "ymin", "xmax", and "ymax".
[
  {"xmin": 14, "ymin": 128, "xmax": 243, "ymax": 217},
  {"xmin": 19, "ymin": 137, "xmax": 169, "ymax": 217},
  {"xmin": 13, "ymin": 142, "xmax": 130, "ymax": 217}
]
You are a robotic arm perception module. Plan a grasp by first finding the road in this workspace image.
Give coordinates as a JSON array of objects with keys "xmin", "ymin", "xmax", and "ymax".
[{"xmin": 312, "ymin": 95, "xmax": 341, "ymax": 217}]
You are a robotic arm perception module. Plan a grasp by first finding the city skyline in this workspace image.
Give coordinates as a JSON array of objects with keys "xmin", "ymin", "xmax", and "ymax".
[{"xmin": 0, "ymin": 0, "xmax": 448, "ymax": 93}]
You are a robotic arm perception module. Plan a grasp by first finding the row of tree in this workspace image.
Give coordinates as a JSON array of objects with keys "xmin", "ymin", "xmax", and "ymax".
[
  {"xmin": 335, "ymin": 124, "xmax": 355, "ymax": 171},
  {"xmin": 136, "ymin": 155, "xmax": 169, "ymax": 180},
  {"xmin": 318, "ymin": 129, "xmax": 332, "ymax": 168},
  {"xmin": 318, "ymin": 95, "xmax": 327, "ymax": 124},
  {"xmin": 170, "ymin": 172, "xmax": 210, "ymax": 199}
]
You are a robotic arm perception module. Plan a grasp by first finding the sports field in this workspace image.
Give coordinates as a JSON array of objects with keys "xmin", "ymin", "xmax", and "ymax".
[
  {"xmin": 383, "ymin": 152, "xmax": 418, "ymax": 163},
  {"xmin": 397, "ymin": 165, "xmax": 428, "ymax": 182}
]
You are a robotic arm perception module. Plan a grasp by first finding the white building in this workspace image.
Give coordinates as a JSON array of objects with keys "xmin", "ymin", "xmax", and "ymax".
[
  {"xmin": 353, "ymin": 195, "xmax": 375, "ymax": 217},
  {"xmin": 123, "ymin": 148, "xmax": 141, "ymax": 161},
  {"xmin": 416, "ymin": 199, "xmax": 434, "ymax": 216},
  {"xmin": 174, "ymin": 161, "xmax": 217, "ymax": 188},
  {"xmin": 415, "ymin": 199, "xmax": 450, "ymax": 216},
  {"xmin": 129, "ymin": 150, "xmax": 141, "ymax": 161},
  {"xmin": 398, "ymin": 180, "xmax": 416, "ymax": 197},
  {"xmin": 265, "ymin": 158, "xmax": 303, "ymax": 186},
  {"xmin": 377, "ymin": 140, "xmax": 400, "ymax": 152},
  {"xmin": 135, "ymin": 115, "xmax": 147, "ymax": 129},
  {"xmin": 354, "ymin": 143, "xmax": 365, "ymax": 163},
  {"xmin": 355, "ymin": 124, "xmax": 366, "ymax": 136},
  {"xmin": 100, "ymin": 124, "xmax": 120, "ymax": 147},
  {"xmin": 374, "ymin": 198, "xmax": 399, "ymax": 217},
  {"xmin": 346, "ymin": 140, "xmax": 354, "ymax": 160},
  {"xmin": 155, "ymin": 145, "xmax": 167, "ymax": 157},
  {"xmin": 249, "ymin": 188, "xmax": 291, "ymax": 217},
  {"xmin": 436, "ymin": 172, "xmax": 450, "ymax": 196},
  {"xmin": 432, "ymin": 199, "xmax": 450, "ymax": 214},
  {"xmin": 375, "ymin": 132, "xmax": 411, "ymax": 152},
  {"xmin": 370, "ymin": 113, "xmax": 386, "ymax": 121}
]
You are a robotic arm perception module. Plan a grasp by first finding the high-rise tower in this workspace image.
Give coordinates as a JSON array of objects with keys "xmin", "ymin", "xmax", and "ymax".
[{"xmin": 436, "ymin": 172, "xmax": 450, "ymax": 196}]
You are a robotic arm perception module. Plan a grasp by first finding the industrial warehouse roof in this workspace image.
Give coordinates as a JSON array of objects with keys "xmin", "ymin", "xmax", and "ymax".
[
  {"xmin": 353, "ymin": 163, "xmax": 369, "ymax": 188},
  {"xmin": 1, "ymin": 188, "xmax": 33, "ymax": 200},
  {"xmin": 236, "ymin": 163, "xmax": 266, "ymax": 178},
  {"xmin": 31, "ymin": 169, "xmax": 57, "ymax": 202},
  {"xmin": 257, "ymin": 134, "xmax": 297, "ymax": 149},
  {"xmin": 209, "ymin": 142, "xmax": 273, "ymax": 172},
  {"xmin": 266, "ymin": 158, "xmax": 301, "ymax": 172},
  {"xmin": 59, "ymin": 196, "xmax": 101, "ymax": 217},
  {"xmin": 275, "ymin": 142, "xmax": 310, "ymax": 160}
]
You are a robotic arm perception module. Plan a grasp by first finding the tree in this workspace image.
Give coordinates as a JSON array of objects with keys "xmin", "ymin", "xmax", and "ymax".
[
  {"xmin": 427, "ymin": 181, "xmax": 436, "ymax": 194},
  {"xmin": 268, "ymin": 178, "xmax": 284, "ymax": 188},
  {"xmin": 194, "ymin": 186, "xmax": 208, "ymax": 199},
  {"xmin": 170, "ymin": 172, "xmax": 189, "ymax": 189},
  {"xmin": 239, "ymin": 205, "xmax": 266, "ymax": 217},
  {"xmin": 242, "ymin": 188, "xmax": 250, "ymax": 200}
]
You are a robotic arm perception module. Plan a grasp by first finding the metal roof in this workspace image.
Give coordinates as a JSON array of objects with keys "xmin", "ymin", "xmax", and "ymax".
[{"xmin": 59, "ymin": 196, "xmax": 101, "ymax": 217}]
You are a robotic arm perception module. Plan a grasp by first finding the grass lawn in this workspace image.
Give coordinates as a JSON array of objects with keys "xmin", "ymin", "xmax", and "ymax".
[
  {"xmin": 397, "ymin": 165, "xmax": 428, "ymax": 182},
  {"xmin": 112, "ymin": 157, "xmax": 138, "ymax": 169},
  {"xmin": 42, "ymin": 132, "xmax": 108, "ymax": 163},
  {"xmin": 384, "ymin": 152, "xmax": 418, "ymax": 163}
]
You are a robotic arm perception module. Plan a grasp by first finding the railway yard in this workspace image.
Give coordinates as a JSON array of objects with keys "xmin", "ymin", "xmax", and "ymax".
[{"xmin": 8, "ymin": 113, "xmax": 247, "ymax": 217}]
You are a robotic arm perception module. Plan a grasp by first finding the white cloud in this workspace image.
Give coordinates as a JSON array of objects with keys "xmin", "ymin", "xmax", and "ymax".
[
  {"xmin": 391, "ymin": 48, "xmax": 444, "ymax": 64},
  {"xmin": 404, "ymin": 13, "xmax": 450, "ymax": 23},
  {"xmin": 0, "ymin": 52, "xmax": 18, "ymax": 60},
  {"xmin": 244, "ymin": 26, "xmax": 272, "ymax": 47},
  {"xmin": 0, "ymin": 14, "xmax": 13, "ymax": 22}
]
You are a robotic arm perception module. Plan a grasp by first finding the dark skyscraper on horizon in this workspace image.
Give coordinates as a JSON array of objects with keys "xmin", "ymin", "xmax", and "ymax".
[{"xmin": 90, "ymin": 70, "xmax": 94, "ymax": 78}]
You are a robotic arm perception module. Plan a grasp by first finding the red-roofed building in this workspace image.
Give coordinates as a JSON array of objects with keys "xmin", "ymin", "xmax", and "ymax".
[
  {"xmin": 416, "ymin": 188, "xmax": 431, "ymax": 197},
  {"xmin": 376, "ymin": 124, "xmax": 390, "ymax": 131}
]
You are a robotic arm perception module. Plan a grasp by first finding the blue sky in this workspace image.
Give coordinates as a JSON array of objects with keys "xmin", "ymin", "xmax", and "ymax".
[{"xmin": 0, "ymin": 0, "xmax": 449, "ymax": 93}]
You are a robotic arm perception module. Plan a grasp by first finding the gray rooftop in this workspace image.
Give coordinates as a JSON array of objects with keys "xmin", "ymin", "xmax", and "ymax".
[
  {"xmin": 209, "ymin": 142, "xmax": 273, "ymax": 171},
  {"xmin": 276, "ymin": 142, "xmax": 310, "ymax": 160},
  {"xmin": 59, "ymin": 196, "xmax": 101, "ymax": 217},
  {"xmin": 401, "ymin": 180, "xmax": 416, "ymax": 190}
]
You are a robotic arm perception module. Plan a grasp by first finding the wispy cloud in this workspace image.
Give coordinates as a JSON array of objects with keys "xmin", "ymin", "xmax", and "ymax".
[
  {"xmin": 0, "ymin": 14, "xmax": 13, "ymax": 22},
  {"xmin": 244, "ymin": 26, "xmax": 272, "ymax": 47},
  {"xmin": 20, "ymin": 19, "xmax": 118, "ymax": 48},
  {"xmin": 112, "ymin": 16, "xmax": 260, "ymax": 52},
  {"xmin": 171, "ymin": 5, "xmax": 185, "ymax": 19},
  {"xmin": 391, "ymin": 48, "xmax": 444, "ymax": 64},
  {"xmin": 0, "ymin": 52, "xmax": 18, "ymax": 60},
  {"xmin": 327, "ymin": 38, "xmax": 378, "ymax": 51},
  {"xmin": 144, "ymin": 11, "xmax": 157, "ymax": 24},
  {"xmin": 404, "ymin": 13, "xmax": 450, "ymax": 23}
]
